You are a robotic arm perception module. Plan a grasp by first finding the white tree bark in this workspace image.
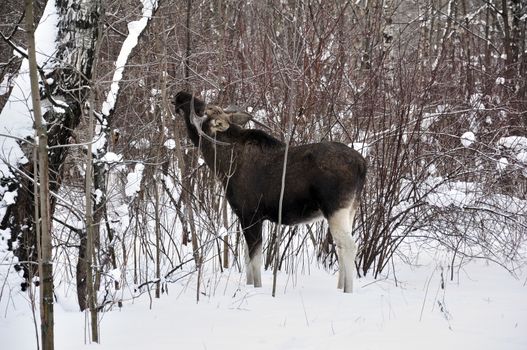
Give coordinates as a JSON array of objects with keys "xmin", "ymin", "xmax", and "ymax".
[{"xmin": 0, "ymin": 0, "xmax": 102, "ymax": 293}]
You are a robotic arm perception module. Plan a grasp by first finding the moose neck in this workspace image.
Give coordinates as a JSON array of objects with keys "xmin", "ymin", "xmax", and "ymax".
[{"xmin": 198, "ymin": 132, "xmax": 239, "ymax": 184}]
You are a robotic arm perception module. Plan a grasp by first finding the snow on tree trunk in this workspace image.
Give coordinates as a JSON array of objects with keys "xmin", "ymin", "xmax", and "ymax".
[{"xmin": 0, "ymin": 0, "xmax": 102, "ymax": 288}]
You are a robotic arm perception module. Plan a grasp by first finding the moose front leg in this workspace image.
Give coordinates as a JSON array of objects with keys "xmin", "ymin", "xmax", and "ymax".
[{"xmin": 242, "ymin": 221, "xmax": 263, "ymax": 287}]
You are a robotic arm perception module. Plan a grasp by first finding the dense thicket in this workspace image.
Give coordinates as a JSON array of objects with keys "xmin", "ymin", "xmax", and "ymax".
[{"xmin": 1, "ymin": 0, "xmax": 525, "ymax": 311}]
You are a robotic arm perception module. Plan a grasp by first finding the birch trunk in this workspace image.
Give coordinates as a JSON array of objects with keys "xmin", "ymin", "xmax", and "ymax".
[
  {"xmin": 2, "ymin": 0, "xmax": 102, "ymax": 289},
  {"xmin": 25, "ymin": 1, "xmax": 53, "ymax": 348}
]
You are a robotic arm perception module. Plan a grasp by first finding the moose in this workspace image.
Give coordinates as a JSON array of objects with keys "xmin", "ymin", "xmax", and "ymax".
[{"xmin": 173, "ymin": 91, "xmax": 366, "ymax": 293}]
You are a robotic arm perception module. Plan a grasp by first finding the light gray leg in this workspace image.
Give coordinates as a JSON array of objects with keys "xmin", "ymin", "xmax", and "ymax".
[
  {"xmin": 250, "ymin": 244, "xmax": 263, "ymax": 288},
  {"xmin": 244, "ymin": 242, "xmax": 262, "ymax": 287},
  {"xmin": 329, "ymin": 204, "xmax": 358, "ymax": 293},
  {"xmin": 244, "ymin": 242, "xmax": 254, "ymax": 285}
]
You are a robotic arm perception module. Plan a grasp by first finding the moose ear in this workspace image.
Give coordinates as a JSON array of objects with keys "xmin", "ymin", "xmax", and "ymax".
[{"xmin": 228, "ymin": 112, "xmax": 252, "ymax": 126}]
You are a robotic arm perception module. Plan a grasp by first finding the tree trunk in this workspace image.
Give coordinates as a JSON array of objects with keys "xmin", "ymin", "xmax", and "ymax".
[
  {"xmin": 2, "ymin": 0, "xmax": 102, "ymax": 288},
  {"xmin": 25, "ymin": 1, "xmax": 53, "ymax": 348}
]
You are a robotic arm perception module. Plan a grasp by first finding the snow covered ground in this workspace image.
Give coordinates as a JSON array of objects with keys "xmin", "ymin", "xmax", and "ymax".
[{"xmin": 1, "ymin": 250, "xmax": 525, "ymax": 350}]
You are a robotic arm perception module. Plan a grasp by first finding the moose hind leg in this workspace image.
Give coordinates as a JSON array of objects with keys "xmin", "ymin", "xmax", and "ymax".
[
  {"xmin": 243, "ymin": 222, "xmax": 263, "ymax": 288},
  {"xmin": 329, "ymin": 205, "xmax": 357, "ymax": 293}
]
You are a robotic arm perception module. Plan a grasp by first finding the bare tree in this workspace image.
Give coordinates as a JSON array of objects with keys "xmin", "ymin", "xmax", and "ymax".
[
  {"xmin": 3, "ymin": 2, "xmax": 524, "ymax": 321},
  {"xmin": 1, "ymin": 0, "xmax": 102, "ymax": 291},
  {"xmin": 25, "ymin": 0, "xmax": 53, "ymax": 348}
]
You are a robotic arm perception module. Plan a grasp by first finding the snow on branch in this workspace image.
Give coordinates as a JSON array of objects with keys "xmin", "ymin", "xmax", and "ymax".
[
  {"xmin": 93, "ymin": 0, "xmax": 158, "ymax": 159},
  {"xmin": 100, "ymin": 0, "xmax": 159, "ymax": 117}
]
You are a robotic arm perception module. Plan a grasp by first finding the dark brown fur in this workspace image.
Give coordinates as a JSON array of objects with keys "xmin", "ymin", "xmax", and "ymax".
[{"xmin": 173, "ymin": 91, "xmax": 366, "ymax": 269}]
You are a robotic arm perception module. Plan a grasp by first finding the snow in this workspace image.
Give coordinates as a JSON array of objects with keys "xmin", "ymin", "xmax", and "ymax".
[
  {"xmin": 1, "ymin": 190, "xmax": 17, "ymax": 205},
  {"xmin": 101, "ymin": 0, "xmax": 158, "ymax": 116},
  {"xmin": 125, "ymin": 163, "xmax": 145, "ymax": 197},
  {"xmin": 498, "ymin": 137, "xmax": 527, "ymax": 173},
  {"xmin": 468, "ymin": 94, "xmax": 485, "ymax": 131},
  {"xmin": 131, "ymin": 138, "xmax": 151, "ymax": 150},
  {"xmin": 0, "ymin": 1, "xmax": 526, "ymax": 349},
  {"xmin": 92, "ymin": 131, "xmax": 108, "ymax": 155},
  {"xmin": 94, "ymin": 189, "xmax": 104, "ymax": 205},
  {"xmin": 0, "ymin": 0, "xmax": 59, "ymax": 179},
  {"xmin": 497, "ymin": 157, "xmax": 509, "ymax": 172},
  {"xmin": 517, "ymin": 151, "xmax": 527, "ymax": 163},
  {"xmin": 460, "ymin": 131, "xmax": 475, "ymax": 147},
  {"xmin": 0, "ymin": 254, "xmax": 525, "ymax": 350},
  {"xmin": 253, "ymin": 109, "xmax": 268, "ymax": 122},
  {"xmin": 0, "ymin": 74, "xmax": 12, "ymax": 96},
  {"xmin": 94, "ymin": 0, "xmax": 157, "ymax": 164},
  {"xmin": 498, "ymin": 136, "xmax": 527, "ymax": 153},
  {"xmin": 419, "ymin": 179, "xmax": 476, "ymax": 208},
  {"xmin": 99, "ymin": 151, "xmax": 123, "ymax": 164},
  {"xmin": 420, "ymin": 105, "xmax": 449, "ymax": 131},
  {"xmin": 350, "ymin": 142, "xmax": 369, "ymax": 157},
  {"xmin": 164, "ymin": 139, "xmax": 176, "ymax": 150},
  {"xmin": 108, "ymin": 268, "xmax": 121, "ymax": 283},
  {"xmin": 421, "ymin": 112, "xmax": 435, "ymax": 130}
]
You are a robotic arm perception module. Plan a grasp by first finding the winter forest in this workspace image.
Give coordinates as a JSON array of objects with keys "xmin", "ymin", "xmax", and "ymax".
[{"xmin": 0, "ymin": 0, "xmax": 526, "ymax": 349}]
